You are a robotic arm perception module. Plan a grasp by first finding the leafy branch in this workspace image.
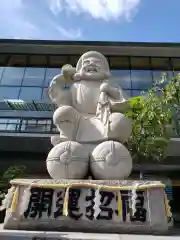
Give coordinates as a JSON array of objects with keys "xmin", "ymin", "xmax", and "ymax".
[
  {"xmin": 0, "ymin": 165, "xmax": 26, "ymax": 197},
  {"xmin": 125, "ymin": 73, "xmax": 180, "ymax": 163}
]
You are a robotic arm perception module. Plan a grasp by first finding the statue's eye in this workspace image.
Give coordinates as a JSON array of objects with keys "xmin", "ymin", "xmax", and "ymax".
[
  {"xmin": 94, "ymin": 61, "xmax": 102, "ymax": 66},
  {"xmin": 83, "ymin": 60, "xmax": 90, "ymax": 66}
]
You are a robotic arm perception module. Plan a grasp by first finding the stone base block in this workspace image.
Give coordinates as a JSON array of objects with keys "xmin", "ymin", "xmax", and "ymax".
[{"xmin": 2, "ymin": 179, "xmax": 172, "ymax": 234}]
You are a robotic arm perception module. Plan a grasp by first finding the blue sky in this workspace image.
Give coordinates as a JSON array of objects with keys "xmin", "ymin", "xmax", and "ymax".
[{"xmin": 0, "ymin": 0, "xmax": 179, "ymax": 42}]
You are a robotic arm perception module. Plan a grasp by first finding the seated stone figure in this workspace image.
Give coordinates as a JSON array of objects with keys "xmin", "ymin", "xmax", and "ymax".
[
  {"xmin": 47, "ymin": 51, "xmax": 133, "ymax": 180},
  {"xmin": 48, "ymin": 51, "xmax": 132, "ymax": 144}
]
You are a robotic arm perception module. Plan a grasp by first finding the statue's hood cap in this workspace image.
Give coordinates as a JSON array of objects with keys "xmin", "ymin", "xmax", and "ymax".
[{"xmin": 76, "ymin": 51, "xmax": 110, "ymax": 72}]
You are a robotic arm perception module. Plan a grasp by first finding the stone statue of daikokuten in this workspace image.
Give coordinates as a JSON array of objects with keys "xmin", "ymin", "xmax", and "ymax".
[{"xmin": 46, "ymin": 51, "xmax": 133, "ymax": 180}]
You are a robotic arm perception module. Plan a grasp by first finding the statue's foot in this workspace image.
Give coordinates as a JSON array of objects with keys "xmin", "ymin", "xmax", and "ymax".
[
  {"xmin": 108, "ymin": 112, "xmax": 132, "ymax": 143},
  {"xmin": 46, "ymin": 141, "xmax": 89, "ymax": 179},
  {"xmin": 90, "ymin": 140, "xmax": 132, "ymax": 180},
  {"xmin": 51, "ymin": 135, "xmax": 69, "ymax": 146}
]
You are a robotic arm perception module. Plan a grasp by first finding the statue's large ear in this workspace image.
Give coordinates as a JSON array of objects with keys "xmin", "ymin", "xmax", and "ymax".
[
  {"xmin": 47, "ymin": 86, "xmax": 55, "ymax": 103},
  {"xmin": 47, "ymin": 74, "xmax": 63, "ymax": 104}
]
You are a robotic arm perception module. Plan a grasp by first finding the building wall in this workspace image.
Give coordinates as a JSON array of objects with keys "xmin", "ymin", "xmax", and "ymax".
[
  {"xmin": 0, "ymin": 54, "xmax": 180, "ymax": 134},
  {"xmin": 0, "ymin": 151, "xmax": 48, "ymax": 176},
  {"xmin": 1, "ymin": 44, "xmax": 180, "ymax": 226},
  {"xmin": 0, "ymin": 54, "xmax": 180, "ymax": 101}
]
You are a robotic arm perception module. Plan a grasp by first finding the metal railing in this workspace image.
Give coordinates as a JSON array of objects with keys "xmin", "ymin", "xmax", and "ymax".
[
  {"xmin": 0, "ymin": 117, "xmax": 58, "ymax": 134},
  {"xmin": 0, "ymin": 116, "xmax": 180, "ymax": 137}
]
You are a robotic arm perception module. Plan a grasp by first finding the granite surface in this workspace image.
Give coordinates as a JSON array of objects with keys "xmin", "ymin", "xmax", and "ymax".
[
  {"xmin": 0, "ymin": 227, "xmax": 180, "ymax": 240},
  {"xmin": 2, "ymin": 179, "xmax": 169, "ymax": 234}
]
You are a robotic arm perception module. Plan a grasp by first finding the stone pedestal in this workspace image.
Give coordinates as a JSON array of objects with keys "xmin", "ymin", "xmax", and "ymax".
[{"xmin": 2, "ymin": 179, "xmax": 171, "ymax": 234}]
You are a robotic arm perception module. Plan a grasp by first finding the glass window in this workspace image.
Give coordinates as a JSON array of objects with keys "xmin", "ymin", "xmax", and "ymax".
[
  {"xmin": 111, "ymin": 70, "xmax": 131, "ymax": 89},
  {"xmin": 151, "ymin": 58, "xmax": 171, "ymax": 70},
  {"xmin": 0, "ymin": 123, "xmax": 6, "ymax": 130},
  {"xmin": 123, "ymin": 90, "xmax": 131, "ymax": 97},
  {"xmin": 51, "ymin": 124, "xmax": 59, "ymax": 133},
  {"xmin": 6, "ymin": 119, "xmax": 20, "ymax": 131},
  {"xmin": 38, "ymin": 119, "xmax": 51, "ymax": 125},
  {"xmin": 131, "ymin": 70, "xmax": 152, "ymax": 90},
  {"xmin": 21, "ymin": 119, "xmax": 51, "ymax": 132},
  {"xmin": 19, "ymin": 87, "xmax": 42, "ymax": 101},
  {"xmin": 21, "ymin": 119, "xmax": 35, "ymax": 131},
  {"xmin": 0, "ymin": 118, "xmax": 8, "ymax": 123},
  {"xmin": 130, "ymin": 57, "xmax": 150, "ymax": 70},
  {"xmin": 0, "ymin": 87, "xmax": 20, "ymax": 100},
  {"xmin": 0, "ymin": 118, "xmax": 8, "ymax": 130},
  {"xmin": 0, "ymin": 118, "xmax": 20, "ymax": 131},
  {"xmin": 1, "ymin": 67, "xmax": 24, "ymax": 86},
  {"xmin": 44, "ymin": 68, "xmax": 60, "ymax": 87},
  {"xmin": 22, "ymin": 68, "xmax": 45, "ymax": 86},
  {"xmin": 37, "ymin": 119, "xmax": 51, "ymax": 131},
  {"xmin": 132, "ymin": 90, "xmax": 147, "ymax": 97},
  {"xmin": 109, "ymin": 57, "xmax": 129, "ymax": 69},
  {"xmin": 152, "ymin": 71, "xmax": 173, "ymax": 86}
]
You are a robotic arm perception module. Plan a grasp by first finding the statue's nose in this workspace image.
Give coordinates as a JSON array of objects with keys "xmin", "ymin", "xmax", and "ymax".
[{"xmin": 89, "ymin": 61, "xmax": 96, "ymax": 66}]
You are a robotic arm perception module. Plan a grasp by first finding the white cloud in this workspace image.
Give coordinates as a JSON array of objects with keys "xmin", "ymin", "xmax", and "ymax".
[
  {"xmin": 47, "ymin": 0, "xmax": 141, "ymax": 21},
  {"xmin": 0, "ymin": 0, "xmax": 82, "ymax": 39},
  {"xmin": 0, "ymin": 0, "xmax": 140, "ymax": 39},
  {"xmin": 56, "ymin": 26, "xmax": 82, "ymax": 39}
]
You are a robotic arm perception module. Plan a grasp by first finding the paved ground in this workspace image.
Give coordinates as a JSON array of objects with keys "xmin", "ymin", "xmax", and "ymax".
[
  {"xmin": 1, "ymin": 224, "xmax": 180, "ymax": 239},
  {"xmin": 0, "ymin": 230, "xmax": 180, "ymax": 240}
]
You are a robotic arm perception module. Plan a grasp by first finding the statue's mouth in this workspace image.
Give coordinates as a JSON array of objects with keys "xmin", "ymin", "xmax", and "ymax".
[{"xmin": 87, "ymin": 67, "xmax": 97, "ymax": 73}]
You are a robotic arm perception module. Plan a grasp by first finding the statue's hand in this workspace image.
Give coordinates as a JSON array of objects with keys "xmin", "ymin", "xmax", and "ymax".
[
  {"xmin": 73, "ymin": 72, "xmax": 81, "ymax": 81},
  {"xmin": 100, "ymin": 82, "xmax": 110, "ymax": 93},
  {"xmin": 61, "ymin": 64, "xmax": 76, "ymax": 83}
]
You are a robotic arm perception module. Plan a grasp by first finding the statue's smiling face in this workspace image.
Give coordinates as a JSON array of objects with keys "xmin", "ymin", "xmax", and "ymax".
[
  {"xmin": 75, "ymin": 53, "xmax": 110, "ymax": 81},
  {"xmin": 82, "ymin": 57, "xmax": 103, "ymax": 74}
]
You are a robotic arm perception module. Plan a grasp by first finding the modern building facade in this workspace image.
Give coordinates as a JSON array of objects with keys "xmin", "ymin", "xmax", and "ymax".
[{"xmin": 1, "ymin": 39, "xmax": 180, "ymax": 224}]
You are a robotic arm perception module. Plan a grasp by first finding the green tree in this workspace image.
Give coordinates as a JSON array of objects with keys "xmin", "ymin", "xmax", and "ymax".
[
  {"xmin": 0, "ymin": 165, "xmax": 26, "ymax": 200},
  {"xmin": 125, "ymin": 73, "xmax": 180, "ymax": 163}
]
